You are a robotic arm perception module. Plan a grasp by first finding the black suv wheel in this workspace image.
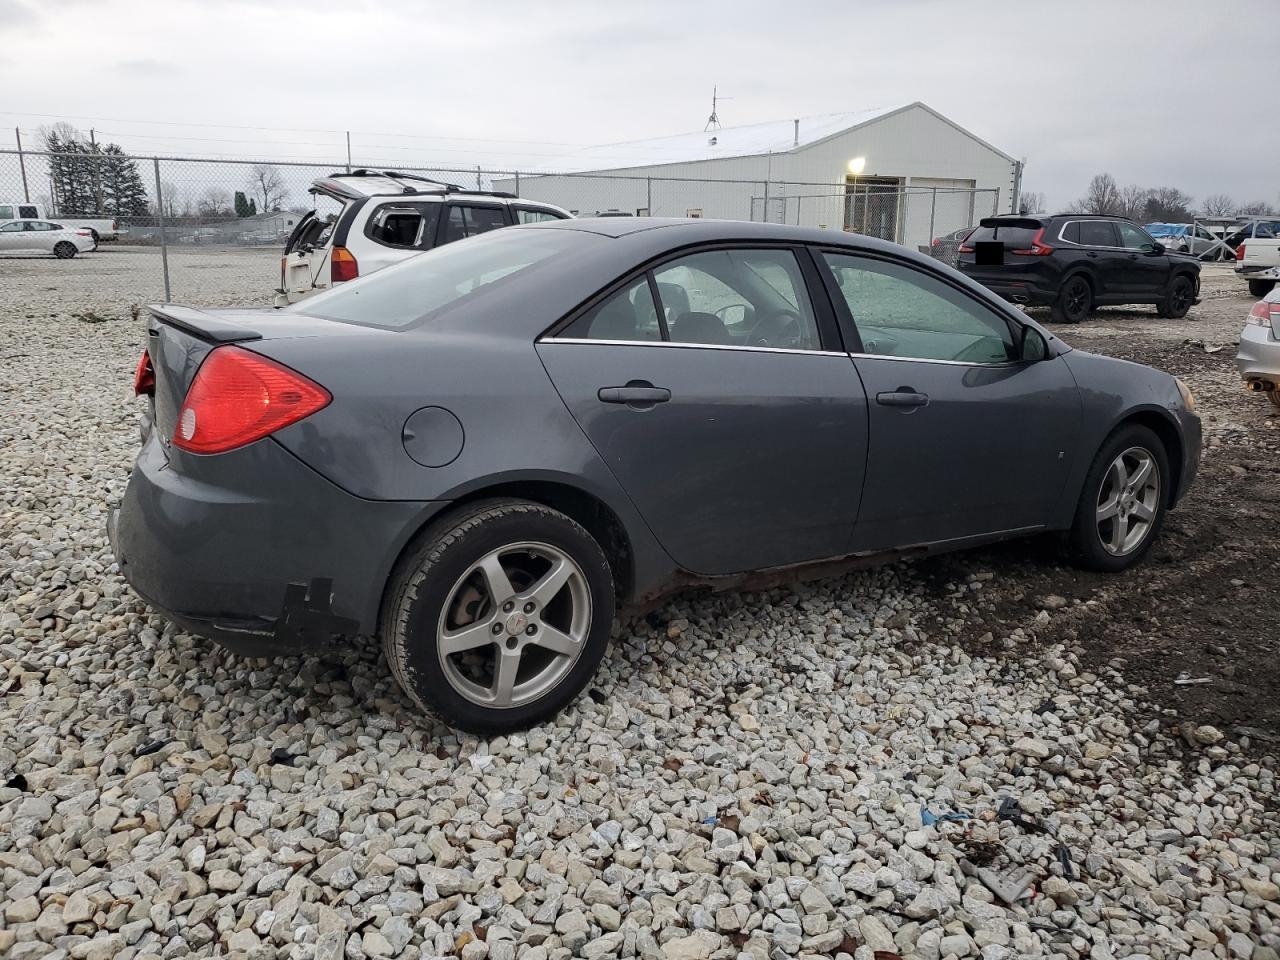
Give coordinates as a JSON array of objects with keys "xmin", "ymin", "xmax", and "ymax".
[
  {"xmin": 1157, "ymin": 274, "xmax": 1195, "ymax": 319},
  {"xmin": 1051, "ymin": 275, "xmax": 1092, "ymax": 324}
]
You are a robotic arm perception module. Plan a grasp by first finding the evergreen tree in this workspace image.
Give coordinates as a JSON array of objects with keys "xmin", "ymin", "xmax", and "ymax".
[
  {"xmin": 234, "ymin": 191, "xmax": 251, "ymax": 218},
  {"xmin": 248, "ymin": 198, "xmax": 257, "ymax": 216},
  {"xmin": 99, "ymin": 145, "xmax": 150, "ymax": 219},
  {"xmin": 42, "ymin": 124, "xmax": 96, "ymax": 216}
]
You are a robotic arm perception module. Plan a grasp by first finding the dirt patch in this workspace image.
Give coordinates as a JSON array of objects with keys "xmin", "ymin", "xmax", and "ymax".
[{"xmin": 920, "ymin": 266, "xmax": 1280, "ymax": 752}]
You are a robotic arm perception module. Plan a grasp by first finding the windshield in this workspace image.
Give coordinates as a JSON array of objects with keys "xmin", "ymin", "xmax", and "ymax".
[{"xmin": 287, "ymin": 227, "xmax": 593, "ymax": 328}]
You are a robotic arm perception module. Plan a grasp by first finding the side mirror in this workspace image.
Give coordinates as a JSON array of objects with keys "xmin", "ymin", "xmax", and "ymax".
[
  {"xmin": 1150, "ymin": 242, "xmax": 1165, "ymax": 255},
  {"xmin": 1019, "ymin": 325, "xmax": 1049, "ymax": 362}
]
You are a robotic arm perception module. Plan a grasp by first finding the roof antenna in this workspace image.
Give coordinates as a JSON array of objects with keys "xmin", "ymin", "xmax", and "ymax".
[{"xmin": 704, "ymin": 85, "xmax": 731, "ymax": 131}]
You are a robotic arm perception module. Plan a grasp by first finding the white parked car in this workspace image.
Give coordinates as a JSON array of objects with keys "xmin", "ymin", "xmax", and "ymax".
[
  {"xmin": 276, "ymin": 170, "xmax": 571, "ymax": 304},
  {"xmin": 0, "ymin": 219, "xmax": 97, "ymax": 258}
]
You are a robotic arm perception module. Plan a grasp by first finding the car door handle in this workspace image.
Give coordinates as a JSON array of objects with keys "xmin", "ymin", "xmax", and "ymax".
[
  {"xmin": 876, "ymin": 390, "xmax": 929, "ymax": 408},
  {"xmin": 1086, "ymin": 251, "xmax": 1099, "ymax": 258},
  {"xmin": 598, "ymin": 384, "xmax": 671, "ymax": 406}
]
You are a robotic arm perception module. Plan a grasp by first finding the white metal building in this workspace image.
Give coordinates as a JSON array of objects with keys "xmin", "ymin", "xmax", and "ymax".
[{"xmin": 504, "ymin": 102, "xmax": 1020, "ymax": 250}]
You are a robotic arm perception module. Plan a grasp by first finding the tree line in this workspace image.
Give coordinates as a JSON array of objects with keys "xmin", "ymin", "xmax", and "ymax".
[
  {"xmin": 1021, "ymin": 175, "xmax": 1276, "ymax": 221},
  {"xmin": 38, "ymin": 123, "xmax": 292, "ymax": 223}
]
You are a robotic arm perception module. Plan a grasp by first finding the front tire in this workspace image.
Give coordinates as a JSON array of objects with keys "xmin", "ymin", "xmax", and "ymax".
[
  {"xmin": 53, "ymin": 242, "xmax": 77, "ymax": 259},
  {"xmin": 1248, "ymin": 279, "xmax": 1276, "ymax": 298},
  {"xmin": 381, "ymin": 499, "xmax": 615, "ymax": 734},
  {"xmin": 1157, "ymin": 274, "xmax": 1195, "ymax": 319},
  {"xmin": 1051, "ymin": 275, "xmax": 1092, "ymax": 324},
  {"xmin": 1069, "ymin": 425, "xmax": 1169, "ymax": 572}
]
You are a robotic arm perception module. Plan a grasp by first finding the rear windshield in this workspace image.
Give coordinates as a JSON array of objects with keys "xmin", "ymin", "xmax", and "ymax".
[
  {"xmin": 287, "ymin": 226, "xmax": 592, "ymax": 329},
  {"xmin": 965, "ymin": 224, "xmax": 1040, "ymax": 248}
]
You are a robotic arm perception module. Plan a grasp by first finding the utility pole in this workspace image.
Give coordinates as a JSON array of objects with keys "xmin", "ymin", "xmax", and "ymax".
[
  {"xmin": 15, "ymin": 127, "xmax": 30, "ymax": 202},
  {"xmin": 89, "ymin": 127, "xmax": 104, "ymax": 215}
]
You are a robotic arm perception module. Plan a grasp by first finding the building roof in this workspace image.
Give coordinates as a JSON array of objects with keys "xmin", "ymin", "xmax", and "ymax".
[{"xmin": 523, "ymin": 102, "xmax": 1017, "ymax": 175}]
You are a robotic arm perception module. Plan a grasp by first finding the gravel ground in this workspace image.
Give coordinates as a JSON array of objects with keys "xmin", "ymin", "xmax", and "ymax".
[{"xmin": 1, "ymin": 251, "xmax": 1277, "ymax": 960}]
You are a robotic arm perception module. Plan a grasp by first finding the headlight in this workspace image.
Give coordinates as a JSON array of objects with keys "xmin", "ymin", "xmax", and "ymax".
[{"xmin": 1175, "ymin": 377, "xmax": 1196, "ymax": 412}]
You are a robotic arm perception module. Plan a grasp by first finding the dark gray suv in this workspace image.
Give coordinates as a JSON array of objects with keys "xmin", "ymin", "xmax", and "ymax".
[{"xmin": 111, "ymin": 218, "xmax": 1201, "ymax": 732}]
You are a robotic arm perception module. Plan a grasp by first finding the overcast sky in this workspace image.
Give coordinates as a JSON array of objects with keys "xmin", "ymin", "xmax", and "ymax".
[{"xmin": 1, "ymin": 0, "xmax": 1275, "ymax": 211}]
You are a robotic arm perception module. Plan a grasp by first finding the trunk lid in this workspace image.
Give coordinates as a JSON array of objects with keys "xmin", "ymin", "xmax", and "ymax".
[{"xmin": 144, "ymin": 303, "xmax": 378, "ymax": 448}]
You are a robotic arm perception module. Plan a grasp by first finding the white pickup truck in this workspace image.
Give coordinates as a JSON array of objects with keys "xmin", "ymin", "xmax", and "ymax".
[
  {"xmin": 0, "ymin": 200, "xmax": 119, "ymax": 242},
  {"xmin": 1233, "ymin": 220, "xmax": 1280, "ymax": 297}
]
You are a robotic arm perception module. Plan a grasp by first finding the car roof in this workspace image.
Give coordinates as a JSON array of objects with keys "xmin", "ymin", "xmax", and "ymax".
[
  {"xmin": 312, "ymin": 170, "xmax": 521, "ymax": 202},
  {"xmin": 521, "ymin": 216, "xmax": 928, "ymax": 255}
]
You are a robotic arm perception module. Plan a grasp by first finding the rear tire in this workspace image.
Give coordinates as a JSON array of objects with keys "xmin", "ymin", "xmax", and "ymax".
[
  {"xmin": 1248, "ymin": 279, "xmax": 1276, "ymax": 298},
  {"xmin": 53, "ymin": 242, "xmax": 77, "ymax": 259},
  {"xmin": 381, "ymin": 499, "xmax": 615, "ymax": 734},
  {"xmin": 1157, "ymin": 274, "xmax": 1195, "ymax": 319},
  {"xmin": 1051, "ymin": 275, "xmax": 1092, "ymax": 324},
  {"xmin": 1069, "ymin": 424, "xmax": 1169, "ymax": 572},
  {"xmin": 1269, "ymin": 391, "xmax": 1280, "ymax": 410}
]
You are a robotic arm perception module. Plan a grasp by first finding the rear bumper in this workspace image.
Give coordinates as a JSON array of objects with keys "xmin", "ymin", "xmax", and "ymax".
[
  {"xmin": 1237, "ymin": 323, "xmax": 1280, "ymax": 385},
  {"xmin": 956, "ymin": 267, "xmax": 1056, "ymax": 305},
  {"xmin": 110, "ymin": 432, "xmax": 440, "ymax": 654}
]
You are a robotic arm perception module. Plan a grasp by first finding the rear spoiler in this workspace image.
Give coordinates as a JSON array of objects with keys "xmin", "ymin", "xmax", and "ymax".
[
  {"xmin": 979, "ymin": 216, "xmax": 1043, "ymax": 229},
  {"xmin": 146, "ymin": 304, "xmax": 263, "ymax": 344}
]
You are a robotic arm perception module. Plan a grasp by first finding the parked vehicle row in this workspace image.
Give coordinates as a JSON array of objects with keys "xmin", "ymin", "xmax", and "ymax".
[
  {"xmin": 0, "ymin": 219, "xmax": 97, "ymax": 258},
  {"xmin": 112, "ymin": 217, "xmax": 1201, "ymax": 732},
  {"xmin": 1145, "ymin": 222, "xmax": 1230, "ymax": 260},
  {"xmin": 0, "ymin": 200, "xmax": 119, "ymax": 242},
  {"xmin": 276, "ymin": 170, "xmax": 570, "ymax": 304},
  {"xmin": 956, "ymin": 214, "xmax": 1200, "ymax": 323}
]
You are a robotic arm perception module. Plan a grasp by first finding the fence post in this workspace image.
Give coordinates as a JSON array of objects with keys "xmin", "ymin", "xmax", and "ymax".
[
  {"xmin": 646, "ymin": 178, "xmax": 651, "ymax": 216},
  {"xmin": 514, "ymin": 171, "xmax": 520, "ymax": 197},
  {"xmin": 476, "ymin": 166, "xmax": 482, "ymax": 190},
  {"xmin": 346, "ymin": 131, "xmax": 352, "ymax": 173},
  {"xmin": 152, "ymin": 157, "xmax": 171, "ymax": 302},
  {"xmin": 14, "ymin": 128, "xmax": 30, "ymax": 202},
  {"xmin": 928, "ymin": 187, "xmax": 937, "ymax": 243}
]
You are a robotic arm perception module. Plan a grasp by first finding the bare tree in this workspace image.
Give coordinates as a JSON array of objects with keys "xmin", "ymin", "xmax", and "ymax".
[
  {"xmin": 154, "ymin": 180, "xmax": 183, "ymax": 220},
  {"xmin": 1118, "ymin": 183, "xmax": 1148, "ymax": 222},
  {"xmin": 248, "ymin": 164, "xmax": 287, "ymax": 213},
  {"xmin": 1077, "ymin": 173, "xmax": 1123, "ymax": 216},
  {"xmin": 1018, "ymin": 190, "xmax": 1046, "ymax": 214},
  {"xmin": 197, "ymin": 187, "xmax": 232, "ymax": 219},
  {"xmin": 1201, "ymin": 193, "xmax": 1236, "ymax": 217},
  {"xmin": 1238, "ymin": 200, "xmax": 1277, "ymax": 216},
  {"xmin": 1143, "ymin": 187, "xmax": 1195, "ymax": 222}
]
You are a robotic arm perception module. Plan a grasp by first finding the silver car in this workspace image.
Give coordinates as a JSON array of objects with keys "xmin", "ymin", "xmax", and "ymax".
[
  {"xmin": 1146, "ymin": 223, "xmax": 1229, "ymax": 260},
  {"xmin": 1239, "ymin": 282, "xmax": 1280, "ymax": 407}
]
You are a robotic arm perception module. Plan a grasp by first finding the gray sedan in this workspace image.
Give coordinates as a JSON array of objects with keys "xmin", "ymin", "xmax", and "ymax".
[{"xmin": 111, "ymin": 218, "xmax": 1201, "ymax": 732}]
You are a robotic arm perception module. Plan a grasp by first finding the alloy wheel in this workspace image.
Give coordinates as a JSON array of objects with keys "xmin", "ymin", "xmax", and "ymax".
[
  {"xmin": 1065, "ymin": 279, "xmax": 1089, "ymax": 320},
  {"xmin": 435, "ymin": 541, "xmax": 591, "ymax": 708},
  {"xmin": 1095, "ymin": 446, "xmax": 1161, "ymax": 556},
  {"xmin": 1171, "ymin": 280, "xmax": 1192, "ymax": 313}
]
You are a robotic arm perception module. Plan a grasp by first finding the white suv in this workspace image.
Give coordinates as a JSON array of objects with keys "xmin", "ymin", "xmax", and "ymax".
[{"xmin": 276, "ymin": 171, "xmax": 571, "ymax": 304}]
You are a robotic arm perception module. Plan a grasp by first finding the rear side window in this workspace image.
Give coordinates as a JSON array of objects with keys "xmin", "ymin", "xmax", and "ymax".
[
  {"xmin": 516, "ymin": 208, "xmax": 564, "ymax": 224},
  {"xmin": 442, "ymin": 205, "xmax": 508, "ymax": 244},
  {"xmin": 289, "ymin": 227, "xmax": 593, "ymax": 329},
  {"xmin": 1078, "ymin": 221, "xmax": 1119, "ymax": 246},
  {"xmin": 965, "ymin": 224, "xmax": 1040, "ymax": 248},
  {"xmin": 366, "ymin": 204, "xmax": 441, "ymax": 249},
  {"xmin": 18, "ymin": 205, "xmax": 37, "ymax": 218},
  {"xmin": 0, "ymin": 205, "xmax": 12, "ymax": 219}
]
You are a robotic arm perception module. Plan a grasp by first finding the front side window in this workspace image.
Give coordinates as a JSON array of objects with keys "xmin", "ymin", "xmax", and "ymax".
[
  {"xmin": 653, "ymin": 249, "xmax": 821, "ymax": 350},
  {"xmin": 0, "ymin": 222, "xmax": 22, "ymax": 232},
  {"xmin": 1117, "ymin": 222, "xmax": 1155, "ymax": 252},
  {"xmin": 17, "ymin": 205, "xmax": 37, "ymax": 218},
  {"xmin": 367, "ymin": 204, "xmax": 441, "ymax": 249},
  {"xmin": 1078, "ymin": 221, "xmax": 1119, "ymax": 247},
  {"xmin": 0, "ymin": 205, "xmax": 12, "ymax": 220},
  {"xmin": 823, "ymin": 252, "xmax": 1015, "ymax": 365}
]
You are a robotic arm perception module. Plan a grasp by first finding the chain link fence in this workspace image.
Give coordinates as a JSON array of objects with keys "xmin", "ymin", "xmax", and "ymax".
[{"xmin": 1, "ymin": 148, "xmax": 999, "ymax": 306}]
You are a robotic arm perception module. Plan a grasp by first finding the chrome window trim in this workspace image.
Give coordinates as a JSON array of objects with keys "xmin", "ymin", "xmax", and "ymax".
[
  {"xmin": 541, "ymin": 337, "xmax": 846, "ymax": 357},
  {"xmin": 1055, "ymin": 220, "xmax": 1128, "ymax": 250},
  {"xmin": 542, "ymin": 338, "xmax": 1022, "ymax": 367}
]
